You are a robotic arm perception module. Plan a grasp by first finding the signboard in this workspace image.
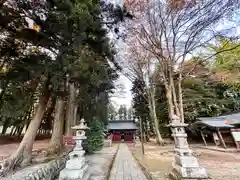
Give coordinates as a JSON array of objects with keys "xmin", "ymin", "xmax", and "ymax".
[{"xmin": 231, "ymin": 129, "xmax": 240, "ymax": 142}]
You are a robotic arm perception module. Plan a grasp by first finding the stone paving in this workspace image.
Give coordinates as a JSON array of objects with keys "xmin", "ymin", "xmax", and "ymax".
[
  {"xmin": 109, "ymin": 143, "xmax": 148, "ymax": 180},
  {"xmin": 88, "ymin": 145, "xmax": 118, "ymax": 180}
]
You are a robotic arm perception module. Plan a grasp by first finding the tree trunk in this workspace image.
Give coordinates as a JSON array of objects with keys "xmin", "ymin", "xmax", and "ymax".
[
  {"xmin": 148, "ymin": 88, "xmax": 164, "ymax": 145},
  {"xmin": 178, "ymin": 73, "xmax": 184, "ymax": 123},
  {"xmin": 148, "ymin": 117, "xmax": 154, "ymax": 137},
  {"xmin": 17, "ymin": 126, "xmax": 23, "ymax": 137},
  {"xmin": 65, "ymin": 83, "xmax": 75, "ymax": 136},
  {"xmin": 9, "ymin": 126, "xmax": 15, "ymax": 136},
  {"xmin": 0, "ymin": 79, "xmax": 9, "ymax": 109},
  {"xmin": 12, "ymin": 127, "xmax": 18, "ymax": 136},
  {"xmin": 144, "ymin": 120, "xmax": 150, "ymax": 141},
  {"xmin": 1, "ymin": 118, "xmax": 10, "ymax": 135},
  {"xmin": 73, "ymin": 105, "xmax": 78, "ymax": 125},
  {"xmin": 41, "ymin": 96, "xmax": 56, "ymax": 132},
  {"xmin": 165, "ymin": 84, "xmax": 174, "ymax": 121},
  {"xmin": 150, "ymin": 106, "xmax": 164, "ymax": 145},
  {"xmin": 170, "ymin": 75, "xmax": 180, "ymax": 118},
  {"xmin": 47, "ymin": 98, "xmax": 65, "ymax": 155},
  {"xmin": 2, "ymin": 79, "xmax": 50, "ymax": 174}
]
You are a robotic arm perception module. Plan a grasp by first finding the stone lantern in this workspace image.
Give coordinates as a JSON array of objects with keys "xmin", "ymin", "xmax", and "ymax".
[
  {"xmin": 59, "ymin": 118, "xmax": 90, "ymax": 180},
  {"xmin": 168, "ymin": 115, "xmax": 209, "ymax": 179}
]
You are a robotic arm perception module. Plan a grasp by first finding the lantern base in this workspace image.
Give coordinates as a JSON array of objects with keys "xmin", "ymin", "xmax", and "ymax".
[
  {"xmin": 59, "ymin": 164, "xmax": 89, "ymax": 180},
  {"xmin": 170, "ymin": 163, "xmax": 210, "ymax": 180}
]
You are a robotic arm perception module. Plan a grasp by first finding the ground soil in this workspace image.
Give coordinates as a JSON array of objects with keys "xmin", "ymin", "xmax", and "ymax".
[
  {"xmin": 130, "ymin": 141, "xmax": 240, "ymax": 180},
  {"xmin": 0, "ymin": 139, "xmax": 50, "ymax": 161}
]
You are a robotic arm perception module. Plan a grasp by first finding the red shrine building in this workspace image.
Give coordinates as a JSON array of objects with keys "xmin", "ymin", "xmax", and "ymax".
[{"xmin": 107, "ymin": 120, "xmax": 138, "ymax": 142}]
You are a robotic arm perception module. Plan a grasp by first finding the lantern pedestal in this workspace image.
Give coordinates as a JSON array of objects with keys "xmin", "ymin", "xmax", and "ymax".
[
  {"xmin": 168, "ymin": 118, "xmax": 210, "ymax": 180},
  {"xmin": 59, "ymin": 119, "xmax": 90, "ymax": 180}
]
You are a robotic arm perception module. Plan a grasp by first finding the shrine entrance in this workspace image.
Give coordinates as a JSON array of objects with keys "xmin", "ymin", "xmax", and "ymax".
[
  {"xmin": 112, "ymin": 131, "xmax": 134, "ymax": 142},
  {"xmin": 107, "ymin": 120, "xmax": 137, "ymax": 143}
]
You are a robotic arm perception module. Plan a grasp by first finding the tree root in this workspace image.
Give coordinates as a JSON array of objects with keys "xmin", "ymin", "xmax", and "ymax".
[
  {"xmin": 44, "ymin": 144, "xmax": 62, "ymax": 157},
  {"xmin": 156, "ymin": 139, "xmax": 165, "ymax": 146},
  {"xmin": 0, "ymin": 150, "xmax": 31, "ymax": 177},
  {"xmin": 0, "ymin": 155, "xmax": 21, "ymax": 176}
]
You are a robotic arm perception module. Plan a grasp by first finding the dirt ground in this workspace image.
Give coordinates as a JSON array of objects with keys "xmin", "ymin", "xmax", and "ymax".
[
  {"xmin": 0, "ymin": 140, "xmax": 49, "ymax": 161},
  {"xmin": 130, "ymin": 141, "xmax": 240, "ymax": 180}
]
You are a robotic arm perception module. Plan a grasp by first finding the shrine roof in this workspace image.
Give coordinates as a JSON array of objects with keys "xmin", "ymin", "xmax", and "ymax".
[
  {"xmin": 195, "ymin": 118, "xmax": 234, "ymax": 128},
  {"xmin": 194, "ymin": 112, "xmax": 240, "ymax": 128},
  {"xmin": 107, "ymin": 120, "xmax": 138, "ymax": 130}
]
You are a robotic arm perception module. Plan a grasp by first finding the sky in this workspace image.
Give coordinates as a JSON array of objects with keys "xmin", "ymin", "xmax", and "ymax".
[
  {"xmin": 107, "ymin": 1, "xmax": 240, "ymax": 109},
  {"xmin": 111, "ymin": 74, "xmax": 132, "ymax": 109},
  {"xmin": 104, "ymin": 0, "xmax": 133, "ymax": 109}
]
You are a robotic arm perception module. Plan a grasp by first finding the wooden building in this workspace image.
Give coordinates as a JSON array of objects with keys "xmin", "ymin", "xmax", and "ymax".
[
  {"xmin": 107, "ymin": 120, "xmax": 138, "ymax": 142},
  {"xmin": 192, "ymin": 113, "xmax": 240, "ymax": 149}
]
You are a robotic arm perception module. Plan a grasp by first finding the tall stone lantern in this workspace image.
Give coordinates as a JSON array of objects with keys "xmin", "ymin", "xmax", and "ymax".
[
  {"xmin": 59, "ymin": 119, "xmax": 90, "ymax": 180},
  {"xmin": 168, "ymin": 115, "xmax": 209, "ymax": 179}
]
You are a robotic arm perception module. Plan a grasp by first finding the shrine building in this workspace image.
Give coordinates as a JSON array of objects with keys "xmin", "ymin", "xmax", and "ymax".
[
  {"xmin": 107, "ymin": 120, "xmax": 138, "ymax": 142},
  {"xmin": 192, "ymin": 112, "xmax": 240, "ymax": 149}
]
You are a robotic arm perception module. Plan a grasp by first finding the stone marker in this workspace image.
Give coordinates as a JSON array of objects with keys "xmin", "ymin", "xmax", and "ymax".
[
  {"xmin": 168, "ymin": 115, "xmax": 209, "ymax": 180},
  {"xmin": 59, "ymin": 119, "xmax": 90, "ymax": 180}
]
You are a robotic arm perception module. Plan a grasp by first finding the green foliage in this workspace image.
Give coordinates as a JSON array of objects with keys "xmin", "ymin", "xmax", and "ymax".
[
  {"xmin": 0, "ymin": 0, "xmax": 121, "ymax": 135},
  {"xmin": 154, "ymin": 64, "xmax": 240, "ymax": 125},
  {"xmin": 131, "ymin": 78, "xmax": 149, "ymax": 119},
  {"xmin": 131, "ymin": 78, "xmax": 155, "ymax": 134},
  {"xmin": 209, "ymin": 38, "xmax": 240, "ymax": 90},
  {"xmin": 118, "ymin": 105, "xmax": 128, "ymax": 120},
  {"xmin": 108, "ymin": 103, "xmax": 118, "ymax": 120},
  {"xmin": 180, "ymin": 75, "xmax": 240, "ymax": 122},
  {"xmin": 85, "ymin": 120, "xmax": 104, "ymax": 154},
  {"xmin": 210, "ymin": 38, "xmax": 240, "ymax": 71}
]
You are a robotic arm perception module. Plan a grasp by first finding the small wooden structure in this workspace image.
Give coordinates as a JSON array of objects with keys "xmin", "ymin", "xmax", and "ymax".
[
  {"xmin": 192, "ymin": 113, "xmax": 240, "ymax": 149},
  {"xmin": 107, "ymin": 120, "xmax": 137, "ymax": 142}
]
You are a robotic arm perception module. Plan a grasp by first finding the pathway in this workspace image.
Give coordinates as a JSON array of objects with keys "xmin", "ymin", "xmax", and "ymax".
[{"xmin": 109, "ymin": 143, "xmax": 148, "ymax": 180}]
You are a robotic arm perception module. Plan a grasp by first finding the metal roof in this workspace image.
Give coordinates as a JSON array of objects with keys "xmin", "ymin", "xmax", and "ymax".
[
  {"xmin": 195, "ymin": 119, "xmax": 234, "ymax": 128},
  {"xmin": 107, "ymin": 120, "xmax": 137, "ymax": 130},
  {"xmin": 224, "ymin": 113, "xmax": 240, "ymax": 124},
  {"xmin": 195, "ymin": 112, "xmax": 240, "ymax": 128}
]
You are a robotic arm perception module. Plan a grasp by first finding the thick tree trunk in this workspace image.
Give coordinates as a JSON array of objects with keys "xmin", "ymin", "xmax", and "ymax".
[
  {"xmin": 150, "ymin": 106, "xmax": 164, "ymax": 145},
  {"xmin": 148, "ymin": 88, "xmax": 164, "ymax": 145},
  {"xmin": 170, "ymin": 76, "xmax": 180, "ymax": 118},
  {"xmin": 47, "ymin": 98, "xmax": 65, "ymax": 155},
  {"xmin": 65, "ymin": 83, "xmax": 75, "ymax": 136},
  {"xmin": 178, "ymin": 73, "xmax": 184, "ymax": 123},
  {"xmin": 24, "ymin": 106, "xmax": 33, "ymax": 133},
  {"xmin": 165, "ymin": 84, "xmax": 174, "ymax": 121},
  {"xmin": 1, "ymin": 79, "xmax": 50, "ymax": 174},
  {"xmin": 41, "ymin": 96, "xmax": 56, "ymax": 131},
  {"xmin": 73, "ymin": 105, "xmax": 78, "ymax": 125}
]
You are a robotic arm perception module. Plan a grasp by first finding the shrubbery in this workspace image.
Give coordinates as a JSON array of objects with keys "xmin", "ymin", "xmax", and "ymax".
[{"xmin": 85, "ymin": 120, "xmax": 104, "ymax": 154}]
